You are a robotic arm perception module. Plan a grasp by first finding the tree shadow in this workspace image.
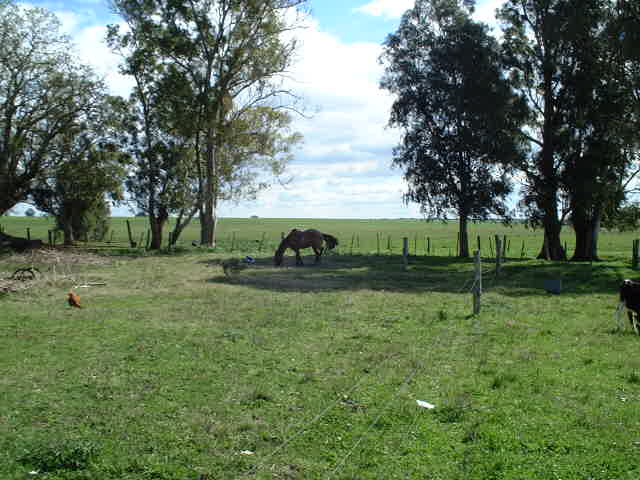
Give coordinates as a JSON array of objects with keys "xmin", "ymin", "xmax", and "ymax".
[
  {"xmin": 493, "ymin": 261, "xmax": 630, "ymax": 298},
  {"xmin": 205, "ymin": 253, "xmax": 631, "ymax": 297}
]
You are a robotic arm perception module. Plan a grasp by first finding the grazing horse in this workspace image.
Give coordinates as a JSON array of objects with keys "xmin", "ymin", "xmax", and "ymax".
[{"xmin": 274, "ymin": 229, "xmax": 338, "ymax": 266}]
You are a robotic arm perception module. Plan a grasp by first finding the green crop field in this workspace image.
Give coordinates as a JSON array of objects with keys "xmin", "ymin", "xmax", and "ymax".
[
  {"xmin": 1, "ymin": 217, "xmax": 640, "ymax": 479},
  {"xmin": 0, "ymin": 215, "xmax": 637, "ymax": 259}
]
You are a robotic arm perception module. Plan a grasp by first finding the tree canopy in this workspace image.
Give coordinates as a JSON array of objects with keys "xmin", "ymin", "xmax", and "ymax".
[
  {"xmin": 380, "ymin": 0, "xmax": 527, "ymax": 257},
  {"xmin": 0, "ymin": 0, "xmax": 106, "ymax": 216}
]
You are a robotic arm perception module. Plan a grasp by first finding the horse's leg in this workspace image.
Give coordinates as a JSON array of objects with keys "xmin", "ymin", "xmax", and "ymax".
[
  {"xmin": 313, "ymin": 246, "xmax": 324, "ymax": 264},
  {"xmin": 295, "ymin": 249, "xmax": 303, "ymax": 266}
]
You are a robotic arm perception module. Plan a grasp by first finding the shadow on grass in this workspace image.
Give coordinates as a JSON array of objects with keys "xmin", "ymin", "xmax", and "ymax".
[{"xmin": 205, "ymin": 253, "xmax": 631, "ymax": 296}]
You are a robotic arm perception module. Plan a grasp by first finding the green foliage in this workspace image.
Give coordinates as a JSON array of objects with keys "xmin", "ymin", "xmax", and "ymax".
[
  {"xmin": 108, "ymin": 0, "xmax": 307, "ymax": 247},
  {"xmin": 603, "ymin": 202, "xmax": 640, "ymax": 232},
  {"xmin": 0, "ymin": 0, "xmax": 106, "ymax": 215},
  {"xmin": 31, "ymin": 134, "xmax": 126, "ymax": 244},
  {"xmin": 380, "ymin": 0, "xmax": 526, "ymax": 226},
  {"xmin": 499, "ymin": 0, "xmax": 639, "ymax": 260}
]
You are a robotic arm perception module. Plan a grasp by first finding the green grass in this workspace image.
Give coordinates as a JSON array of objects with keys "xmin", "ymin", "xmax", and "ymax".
[
  {"xmin": 1, "ymin": 219, "xmax": 640, "ymax": 479},
  {"xmin": 1, "ymin": 215, "xmax": 638, "ymax": 260}
]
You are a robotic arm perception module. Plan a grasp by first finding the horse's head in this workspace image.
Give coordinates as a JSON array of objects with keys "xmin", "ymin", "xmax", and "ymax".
[{"xmin": 274, "ymin": 240, "xmax": 287, "ymax": 266}]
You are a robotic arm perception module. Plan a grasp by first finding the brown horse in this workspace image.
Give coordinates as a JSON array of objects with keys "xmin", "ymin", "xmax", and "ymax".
[{"xmin": 274, "ymin": 229, "xmax": 338, "ymax": 266}]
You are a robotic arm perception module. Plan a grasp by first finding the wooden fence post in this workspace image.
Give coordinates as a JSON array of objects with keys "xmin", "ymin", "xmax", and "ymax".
[
  {"xmin": 26, "ymin": 228, "xmax": 30, "ymax": 240},
  {"xmin": 145, "ymin": 230, "xmax": 150, "ymax": 249},
  {"xmin": 633, "ymin": 239, "xmax": 639, "ymax": 269},
  {"xmin": 259, "ymin": 232, "xmax": 266, "ymax": 252},
  {"xmin": 495, "ymin": 235, "xmax": 502, "ymax": 278},
  {"xmin": 473, "ymin": 250, "xmax": 482, "ymax": 315},
  {"xmin": 521, "ymin": 239, "xmax": 526, "ymax": 258},
  {"xmin": 126, "ymin": 220, "xmax": 135, "ymax": 248},
  {"xmin": 376, "ymin": 232, "xmax": 381, "ymax": 255},
  {"xmin": 403, "ymin": 237, "xmax": 409, "ymax": 270},
  {"xmin": 48, "ymin": 230, "xmax": 53, "ymax": 246},
  {"xmin": 427, "ymin": 237, "xmax": 431, "ymax": 255},
  {"xmin": 477, "ymin": 235, "xmax": 481, "ymax": 254},
  {"xmin": 350, "ymin": 233, "xmax": 355, "ymax": 254},
  {"xmin": 231, "ymin": 231, "xmax": 236, "ymax": 252}
]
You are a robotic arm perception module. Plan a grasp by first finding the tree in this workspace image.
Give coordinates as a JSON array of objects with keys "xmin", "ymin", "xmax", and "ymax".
[
  {"xmin": 499, "ymin": 0, "xmax": 569, "ymax": 260},
  {"xmin": 0, "ymin": 0, "xmax": 107, "ymax": 215},
  {"xmin": 31, "ymin": 140, "xmax": 125, "ymax": 245},
  {"xmin": 30, "ymin": 96, "xmax": 127, "ymax": 245},
  {"xmin": 107, "ymin": 23, "xmax": 198, "ymax": 250},
  {"xmin": 109, "ymin": 0, "xmax": 306, "ymax": 248},
  {"xmin": 501, "ymin": 0, "xmax": 639, "ymax": 261},
  {"xmin": 380, "ymin": 0, "xmax": 526, "ymax": 257},
  {"xmin": 602, "ymin": 201, "xmax": 640, "ymax": 232},
  {"xmin": 24, "ymin": 208, "xmax": 36, "ymax": 217}
]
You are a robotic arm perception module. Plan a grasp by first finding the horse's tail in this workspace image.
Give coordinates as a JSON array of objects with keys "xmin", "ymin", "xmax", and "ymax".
[{"xmin": 322, "ymin": 233, "xmax": 338, "ymax": 250}]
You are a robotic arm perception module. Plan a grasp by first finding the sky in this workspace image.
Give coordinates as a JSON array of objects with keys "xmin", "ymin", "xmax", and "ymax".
[{"xmin": 17, "ymin": 0, "xmax": 506, "ymax": 219}]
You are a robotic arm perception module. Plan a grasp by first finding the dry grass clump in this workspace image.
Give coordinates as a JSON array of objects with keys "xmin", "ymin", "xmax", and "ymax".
[
  {"xmin": 0, "ymin": 248, "xmax": 112, "ymax": 293},
  {"xmin": 10, "ymin": 248, "xmax": 113, "ymax": 267}
]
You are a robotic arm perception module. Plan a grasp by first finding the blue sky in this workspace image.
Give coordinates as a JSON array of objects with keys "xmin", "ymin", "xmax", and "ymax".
[{"xmin": 16, "ymin": 0, "xmax": 504, "ymax": 219}]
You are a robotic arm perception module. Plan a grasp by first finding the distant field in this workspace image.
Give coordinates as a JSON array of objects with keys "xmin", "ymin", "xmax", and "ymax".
[{"xmin": 1, "ymin": 216, "xmax": 637, "ymax": 260}]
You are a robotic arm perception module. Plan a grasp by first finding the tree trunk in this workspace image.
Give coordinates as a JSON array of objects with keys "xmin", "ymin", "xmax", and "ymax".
[
  {"xmin": 148, "ymin": 206, "xmax": 168, "ymax": 250},
  {"xmin": 61, "ymin": 206, "xmax": 74, "ymax": 246},
  {"xmin": 62, "ymin": 222, "xmax": 74, "ymax": 246},
  {"xmin": 591, "ymin": 213, "xmax": 600, "ymax": 260},
  {"xmin": 171, "ymin": 206, "xmax": 198, "ymax": 245},
  {"xmin": 571, "ymin": 210, "xmax": 601, "ymax": 261},
  {"xmin": 201, "ymin": 123, "xmax": 219, "ymax": 248},
  {"xmin": 537, "ymin": 216, "xmax": 566, "ymax": 261},
  {"xmin": 458, "ymin": 215, "xmax": 469, "ymax": 258},
  {"xmin": 535, "ymin": 56, "xmax": 565, "ymax": 261}
]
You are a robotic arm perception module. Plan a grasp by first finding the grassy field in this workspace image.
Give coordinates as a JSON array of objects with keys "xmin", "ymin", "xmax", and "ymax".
[
  {"xmin": 0, "ymin": 215, "xmax": 637, "ymax": 259},
  {"xmin": 1, "ymin": 218, "xmax": 640, "ymax": 479}
]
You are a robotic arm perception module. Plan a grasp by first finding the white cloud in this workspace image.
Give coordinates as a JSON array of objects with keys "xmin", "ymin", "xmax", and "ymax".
[
  {"xmin": 73, "ymin": 23, "xmax": 135, "ymax": 97},
  {"xmin": 354, "ymin": 0, "xmax": 504, "ymax": 27},
  {"xmin": 473, "ymin": 0, "xmax": 504, "ymax": 28},
  {"xmin": 353, "ymin": 0, "xmax": 414, "ymax": 19},
  {"xmin": 34, "ymin": 3, "xmax": 420, "ymax": 219}
]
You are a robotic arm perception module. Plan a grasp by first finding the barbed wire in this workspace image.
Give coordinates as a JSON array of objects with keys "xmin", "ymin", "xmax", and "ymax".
[
  {"xmin": 243, "ymin": 350, "xmax": 403, "ymax": 477},
  {"xmin": 325, "ymin": 362, "xmax": 422, "ymax": 479}
]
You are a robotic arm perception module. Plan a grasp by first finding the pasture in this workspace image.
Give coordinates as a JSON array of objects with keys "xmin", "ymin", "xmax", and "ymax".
[{"xmin": 1, "ymin": 217, "xmax": 640, "ymax": 479}]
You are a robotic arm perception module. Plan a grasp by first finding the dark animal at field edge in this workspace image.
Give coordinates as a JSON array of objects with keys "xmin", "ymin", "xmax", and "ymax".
[
  {"xmin": 274, "ymin": 229, "xmax": 338, "ymax": 266},
  {"xmin": 618, "ymin": 279, "xmax": 640, "ymax": 334}
]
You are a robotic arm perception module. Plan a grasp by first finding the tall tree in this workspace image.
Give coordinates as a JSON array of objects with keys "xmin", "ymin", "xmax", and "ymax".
[
  {"xmin": 559, "ymin": 1, "xmax": 636, "ymax": 260},
  {"xmin": 107, "ymin": 25, "xmax": 197, "ymax": 250},
  {"xmin": 109, "ymin": 0, "xmax": 306, "ymax": 247},
  {"xmin": 501, "ymin": 0, "xmax": 639, "ymax": 261},
  {"xmin": 499, "ymin": 0, "xmax": 574, "ymax": 260},
  {"xmin": 380, "ymin": 0, "xmax": 526, "ymax": 257},
  {"xmin": 0, "ymin": 0, "xmax": 106, "ymax": 215}
]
